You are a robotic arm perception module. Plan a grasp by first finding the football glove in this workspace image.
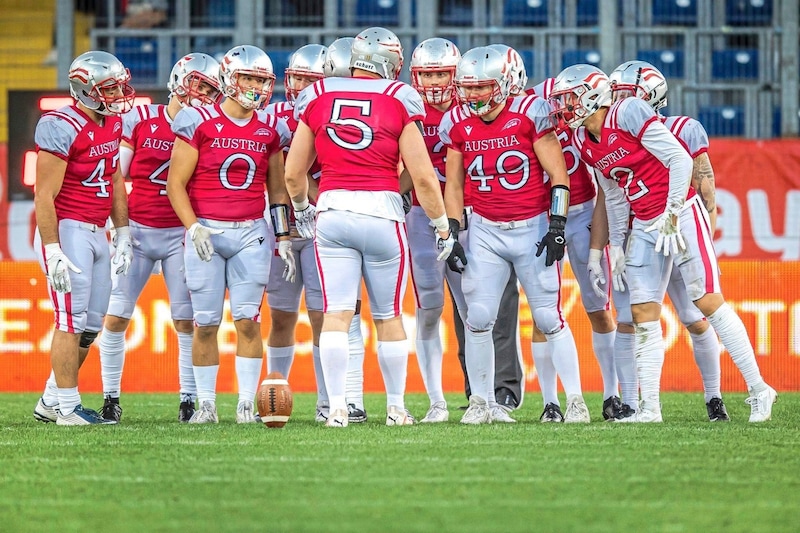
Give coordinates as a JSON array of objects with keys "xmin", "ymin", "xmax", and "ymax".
[
  {"xmin": 44, "ymin": 243, "xmax": 82, "ymax": 293},
  {"xmin": 436, "ymin": 219, "xmax": 467, "ymax": 273},
  {"xmin": 535, "ymin": 215, "xmax": 566, "ymax": 267},
  {"xmin": 586, "ymin": 248, "xmax": 607, "ymax": 299},
  {"xmin": 609, "ymin": 244, "xmax": 627, "ymax": 292},
  {"xmin": 111, "ymin": 225, "xmax": 134, "ymax": 276},
  {"xmin": 292, "ymin": 200, "xmax": 316, "ymax": 240},
  {"xmin": 188, "ymin": 222, "xmax": 223, "ymax": 262},
  {"xmin": 645, "ymin": 208, "xmax": 686, "ymax": 257},
  {"xmin": 278, "ymin": 239, "xmax": 297, "ymax": 283}
]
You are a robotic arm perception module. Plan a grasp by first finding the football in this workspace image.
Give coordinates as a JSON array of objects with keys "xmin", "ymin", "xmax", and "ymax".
[{"xmin": 257, "ymin": 372, "xmax": 293, "ymax": 428}]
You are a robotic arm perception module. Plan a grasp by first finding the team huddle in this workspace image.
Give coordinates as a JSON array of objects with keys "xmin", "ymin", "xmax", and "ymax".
[{"xmin": 30, "ymin": 26, "xmax": 777, "ymax": 427}]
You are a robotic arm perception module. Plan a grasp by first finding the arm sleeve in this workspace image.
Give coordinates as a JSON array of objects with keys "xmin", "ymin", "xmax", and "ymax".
[
  {"xmin": 641, "ymin": 120, "xmax": 693, "ymax": 213},
  {"xmin": 596, "ymin": 170, "xmax": 630, "ymax": 246}
]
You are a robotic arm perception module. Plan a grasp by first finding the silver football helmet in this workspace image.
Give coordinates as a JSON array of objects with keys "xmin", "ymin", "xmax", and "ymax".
[
  {"xmin": 68, "ymin": 50, "xmax": 135, "ymax": 116},
  {"xmin": 487, "ymin": 44, "xmax": 528, "ymax": 96},
  {"xmin": 609, "ymin": 60, "xmax": 668, "ymax": 112},
  {"xmin": 218, "ymin": 45, "xmax": 275, "ymax": 110},
  {"xmin": 285, "ymin": 44, "xmax": 327, "ymax": 103},
  {"xmin": 350, "ymin": 27, "xmax": 404, "ymax": 80},
  {"xmin": 549, "ymin": 64, "xmax": 612, "ymax": 129},
  {"xmin": 454, "ymin": 46, "xmax": 512, "ymax": 117},
  {"xmin": 168, "ymin": 52, "xmax": 222, "ymax": 108},
  {"xmin": 323, "ymin": 37, "xmax": 355, "ymax": 78},
  {"xmin": 410, "ymin": 38, "xmax": 461, "ymax": 105}
]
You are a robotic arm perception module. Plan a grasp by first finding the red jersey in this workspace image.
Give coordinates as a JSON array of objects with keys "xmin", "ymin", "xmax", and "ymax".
[
  {"xmin": 439, "ymin": 94, "xmax": 554, "ymax": 221},
  {"xmin": 122, "ymin": 104, "xmax": 181, "ymax": 227},
  {"xmin": 265, "ymin": 100, "xmax": 322, "ymax": 181},
  {"xmin": 294, "ymin": 76, "xmax": 424, "ymax": 194},
  {"xmin": 412, "ymin": 102, "xmax": 448, "ymax": 207},
  {"xmin": 573, "ymin": 98, "xmax": 695, "ymax": 221},
  {"xmin": 34, "ymin": 105, "xmax": 122, "ymax": 227},
  {"xmin": 171, "ymin": 103, "xmax": 291, "ymax": 221}
]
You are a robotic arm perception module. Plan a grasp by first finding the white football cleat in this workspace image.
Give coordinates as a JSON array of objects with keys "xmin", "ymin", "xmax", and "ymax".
[
  {"xmin": 33, "ymin": 397, "xmax": 58, "ymax": 423},
  {"xmin": 326, "ymin": 408, "xmax": 348, "ymax": 428},
  {"xmin": 236, "ymin": 400, "xmax": 258, "ymax": 424},
  {"xmin": 315, "ymin": 402, "xmax": 330, "ymax": 423},
  {"xmin": 420, "ymin": 401, "xmax": 449, "ymax": 423},
  {"xmin": 746, "ymin": 385, "xmax": 777, "ymax": 423},
  {"xmin": 460, "ymin": 396, "xmax": 491, "ymax": 425},
  {"xmin": 386, "ymin": 406, "xmax": 415, "ymax": 426},
  {"xmin": 490, "ymin": 405, "xmax": 516, "ymax": 423},
  {"xmin": 188, "ymin": 401, "xmax": 219, "ymax": 424},
  {"xmin": 564, "ymin": 395, "xmax": 591, "ymax": 423}
]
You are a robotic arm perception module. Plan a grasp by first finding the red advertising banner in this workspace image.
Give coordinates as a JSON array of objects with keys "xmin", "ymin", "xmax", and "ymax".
[{"xmin": 1, "ymin": 260, "xmax": 797, "ymax": 394}]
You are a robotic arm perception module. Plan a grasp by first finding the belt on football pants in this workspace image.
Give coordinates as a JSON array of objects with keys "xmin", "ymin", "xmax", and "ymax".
[
  {"xmin": 72, "ymin": 221, "xmax": 103, "ymax": 232},
  {"xmin": 471, "ymin": 213, "xmax": 539, "ymax": 230},
  {"xmin": 201, "ymin": 218, "xmax": 256, "ymax": 229}
]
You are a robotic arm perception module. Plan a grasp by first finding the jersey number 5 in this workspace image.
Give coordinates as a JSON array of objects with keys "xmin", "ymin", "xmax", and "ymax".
[{"xmin": 327, "ymin": 99, "xmax": 373, "ymax": 151}]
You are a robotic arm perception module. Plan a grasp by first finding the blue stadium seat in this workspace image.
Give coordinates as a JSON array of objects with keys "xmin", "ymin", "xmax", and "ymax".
[
  {"xmin": 206, "ymin": 0, "xmax": 235, "ymax": 27},
  {"xmin": 267, "ymin": 50, "xmax": 294, "ymax": 83},
  {"xmin": 562, "ymin": 49, "xmax": 601, "ymax": 69},
  {"xmin": 637, "ymin": 49, "xmax": 685, "ymax": 78},
  {"xmin": 519, "ymin": 50, "xmax": 534, "ymax": 78},
  {"xmin": 711, "ymin": 49, "xmax": 758, "ymax": 79},
  {"xmin": 441, "ymin": 0, "xmax": 482, "ymax": 26},
  {"xmin": 725, "ymin": 0, "xmax": 773, "ymax": 26},
  {"xmin": 576, "ymin": 0, "xmax": 598, "ymax": 26},
  {"xmin": 503, "ymin": 0, "xmax": 548, "ymax": 27},
  {"xmin": 115, "ymin": 37, "xmax": 158, "ymax": 84},
  {"xmin": 355, "ymin": 0, "xmax": 403, "ymax": 26},
  {"xmin": 698, "ymin": 106, "xmax": 745, "ymax": 136},
  {"xmin": 652, "ymin": 0, "xmax": 698, "ymax": 25}
]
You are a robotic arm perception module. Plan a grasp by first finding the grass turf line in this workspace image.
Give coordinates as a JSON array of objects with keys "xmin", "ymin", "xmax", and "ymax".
[{"xmin": 0, "ymin": 392, "xmax": 797, "ymax": 533}]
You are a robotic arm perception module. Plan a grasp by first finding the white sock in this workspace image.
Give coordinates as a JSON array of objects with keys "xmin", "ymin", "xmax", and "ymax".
[
  {"xmin": 99, "ymin": 328, "xmax": 126, "ymax": 398},
  {"xmin": 57, "ymin": 387, "xmax": 81, "ymax": 415},
  {"xmin": 177, "ymin": 332, "xmax": 195, "ymax": 399},
  {"xmin": 267, "ymin": 345, "xmax": 295, "ymax": 379},
  {"xmin": 378, "ymin": 339, "xmax": 409, "ymax": 409},
  {"xmin": 346, "ymin": 314, "xmax": 365, "ymax": 409},
  {"xmin": 615, "ymin": 330, "xmax": 638, "ymax": 408},
  {"xmin": 592, "ymin": 330, "xmax": 618, "ymax": 399},
  {"xmin": 320, "ymin": 331, "xmax": 349, "ymax": 412},
  {"xmin": 464, "ymin": 328, "xmax": 494, "ymax": 401},
  {"xmin": 635, "ymin": 321, "xmax": 665, "ymax": 412},
  {"xmin": 531, "ymin": 341, "xmax": 558, "ymax": 406},
  {"xmin": 194, "ymin": 364, "xmax": 219, "ymax": 405},
  {"xmin": 42, "ymin": 371, "xmax": 59, "ymax": 406},
  {"xmin": 547, "ymin": 325, "xmax": 583, "ymax": 397},
  {"xmin": 236, "ymin": 355, "xmax": 263, "ymax": 404},
  {"xmin": 689, "ymin": 327, "xmax": 722, "ymax": 402},
  {"xmin": 707, "ymin": 303, "xmax": 765, "ymax": 391},
  {"xmin": 416, "ymin": 338, "xmax": 446, "ymax": 405},
  {"xmin": 312, "ymin": 345, "xmax": 328, "ymax": 407}
]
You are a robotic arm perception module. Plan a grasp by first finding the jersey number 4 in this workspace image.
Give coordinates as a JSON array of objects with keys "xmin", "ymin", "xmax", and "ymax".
[{"xmin": 81, "ymin": 153, "xmax": 120, "ymax": 197}]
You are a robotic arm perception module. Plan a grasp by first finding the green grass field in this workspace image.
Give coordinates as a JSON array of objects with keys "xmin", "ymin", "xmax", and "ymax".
[{"xmin": 1, "ymin": 392, "xmax": 797, "ymax": 533}]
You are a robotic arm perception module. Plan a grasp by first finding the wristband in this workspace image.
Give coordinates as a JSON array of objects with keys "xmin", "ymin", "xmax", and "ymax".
[
  {"xmin": 269, "ymin": 204, "xmax": 291, "ymax": 237},
  {"xmin": 550, "ymin": 185, "xmax": 570, "ymax": 218},
  {"xmin": 291, "ymin": 198, "xmax": 310, "ymax": 211},
  {"xmin": 431, "ymin": 214, "xmax": 450, "ymax": 234},
  {"xmin": 588, "ymin": 248, "xmax": 603, "ymax": 263}
]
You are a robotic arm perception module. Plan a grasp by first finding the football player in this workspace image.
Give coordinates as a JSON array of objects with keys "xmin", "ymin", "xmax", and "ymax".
[
  {"xmin": 550, "ymin": 63, "xmax": 777, "ymax": 422},
  {"xmin": 97, "ymin": 53, "xmax": 222, "ymax": 423},
  {"xmin": 440, "ymin": 47, "xmax": 589, "ymax": 424},
  {"xmin": 166, "ymin": 45, "xmax": 293, "ymax": 424},
  {"xmin": 32, "ymin": 51, "xmax": 135, "ymax": 425}
]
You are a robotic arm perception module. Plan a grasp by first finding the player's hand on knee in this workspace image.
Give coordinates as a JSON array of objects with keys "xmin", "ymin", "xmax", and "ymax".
[
  {"xmin": 609, "ymin": 244, "xmax": 627, "ymax": 292},
  {"xmin": 645, "ymin": 209, "xmax": 686, "ymax": 257},
  {"xmin": 111, "ymin": 226, "xmax": 134, "ymax": 276},
  {"xmin": 292, "ymin": 199, "xmax": 316, "ymax": 240},
  {"xmin": 535, "ymin": 215, "xmax": 566, "ymax": 267},
  {"xmin": 278, "ymin": 239, "xmax": 297, "ymax": 283},
  {"xmin": 587, "ymin": 248, "xmax": 607, "ymax": 299},
  {"xmin": 188, "ymin": 222, "xmax": 223, "ymax": 262},
  {"xmin": 44, "ymin": 243, "xmax": 82, "ymax": 293}
]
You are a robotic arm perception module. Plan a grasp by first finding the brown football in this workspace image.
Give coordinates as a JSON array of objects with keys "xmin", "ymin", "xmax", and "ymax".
[{"xmin": 257, "ymin": 372, "xmax": 293, "ymax": 428}]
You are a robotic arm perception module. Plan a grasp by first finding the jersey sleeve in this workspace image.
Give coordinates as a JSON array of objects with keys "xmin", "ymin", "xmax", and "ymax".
[
  {"xmin": 294, "ymin": 82, "xmax": 319, "ymax": 123},
  {"xmin": 395, "ymin": 83, "xmax": 425, "ymax": 122},
  {"xmin": 171, "ymin": 107, "xmax": 201, "ymax": 147},
  {"xmin": 121, "ymin": 107, "xmax": 140, "ymax": 143},
  {"xmin": 276, "ymin": 116, "xmax": 292, "ymax": 148},
  {"xmin": 34, "ymin": 115, "xmax": 75, "ymax": 160},
  {"xmin": 438, "ymin": 110, "xmax": 459, "ymax": 150},
  {"xmin": 616, "ymin": 98, "xmax": 658, "ymax": 139},
  {"xmin": 524, "ymin": 97, "xmax": 555, "ymax": 138},
  {"xmin": 678, "ymin": 118, "xmax": 709, "ymax": 157}
]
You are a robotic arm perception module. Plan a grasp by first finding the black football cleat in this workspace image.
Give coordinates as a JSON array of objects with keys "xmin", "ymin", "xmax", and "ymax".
[
  {"xmin": 100, "ymin": 396, "xmax": 123, "ymax": 423},
  {"xmin": 179, "ymin": 398, "xmax": 196, "ymax": 423},
  {"xmin": 347, "ymin": 403, "xmax": 367, "ymax": 423},
  {"xmin": 495, "ymin": 387, "xmax": 519, "ymax": 410},
  {"xmin": 539, "ymin": 402, "xmax": 564, "ymax": 423},
  {"xmin": 706, "ymin": 397, "xmax": 730, "ymax": 422},
  {"xmin": 602, "ymin": 395, "xmax": 624, "ymax": 420}
]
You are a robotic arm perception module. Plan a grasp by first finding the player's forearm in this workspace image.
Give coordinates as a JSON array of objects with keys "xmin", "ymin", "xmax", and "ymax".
[
  {"xmin": 110, "ymin": 171, "xmax": 129, "ymax": 229},
  {"xmin": 266, "ymin": 152, "xmax": 290, "ymax": 206},
  {"xmin": 33, "ymin": 197, "xmax": 60, "ymax": 245},
  {"xmin": 166, "ymin": 181, "xmax": 197, "ymax": 229},
  {"xmin": 413, "ymin": 173, "xmax": 447, "ymax": 221},
  {"xmin": 692, "ymin": 153, "xmax": 717, "ymax": 232},
  {"xmin": 589, "ymin": 188, "xmax": 609, "ymax": 249},
  {"xmin": 641, "ymin": 124, "xmax": 692, "ymax": 212}
]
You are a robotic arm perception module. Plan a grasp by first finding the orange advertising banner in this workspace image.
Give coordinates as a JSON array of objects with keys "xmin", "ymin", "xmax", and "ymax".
[{"xmin": 1, "ymin": 260, "xmax": 797, "ymax": 394}]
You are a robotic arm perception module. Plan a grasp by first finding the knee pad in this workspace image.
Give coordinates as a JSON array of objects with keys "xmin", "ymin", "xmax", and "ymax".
[
  {"xmin": 465, "ymin": 303, "xmax": 495, "ymax": 333},
  {"xmin": 532, "ymin": 307, "xmax": 560, "ymax": 335},
  {"xmin": 79, "ymin": 330, "xmax": 99, "ymax": 349}
]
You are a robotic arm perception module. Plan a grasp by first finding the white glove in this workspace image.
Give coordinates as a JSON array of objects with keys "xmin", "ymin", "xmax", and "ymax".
[
  {"xmin": 587, "ymin": 248, "xmax": 607, "ymax": 299},
  {"xmin": 292, "ymin": 199, "xmax": 316, "ymax": 240},
  {"xmin": 278, "ymin": 239, "xmax": 296, "ymax": 283},
  {"xmin": 645, "ymin": 208, "xmax": 686, "ymax": 257},
  {"xmin": 111, "ymin": 226, "xmax": 134, "ymax": 276},
  {"xmin": 609, "ymin": 244, "xmax": 627, "ymax": 293},
  {"xmin": 188, "ymin": 222, "xmax": 223, "ymax": 262},
  {"xmin": 44, "ymin": 243, "xmax": 82, "ymax": 293}
]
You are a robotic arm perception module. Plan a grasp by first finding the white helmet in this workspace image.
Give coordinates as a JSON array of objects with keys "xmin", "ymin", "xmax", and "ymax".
[
  {"xmin": 487, "ymin": 44, "xmax": 528, "ymax": 96},
  {"xmin": 285, "ymin": 44, "xmax": 327, "ymax": 103},
  {"xmin": 549, "ymin": 64, "xmax": 611, "ymax": 129},
  {"xmin": 68, "ymin": 50, "xmax": 135, "ymax": 116},
  {"xmin": 454, "ymin": 46, "xmax": 512, "ymax": 117},
  {"xmin": 323, "ymin": 37, "xmax": 354, "ymax": 78},
  {"xmin": 410, "ymin": 37, "xmax": 461, "ymax": 105},
  {"xmin": 609, "ymin": 60, "xmax": 668, "ymax": 113},
  {"xmin": 168, "ymin": 52, "xmax": 222, "ymax": 108},
  {"xmin": 350, "ymin": 27, "xmax": 404, "ymax": 80},
  {"xmin": 218, "ymin": 45, "xmax": 275, "ymax": 110}
]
